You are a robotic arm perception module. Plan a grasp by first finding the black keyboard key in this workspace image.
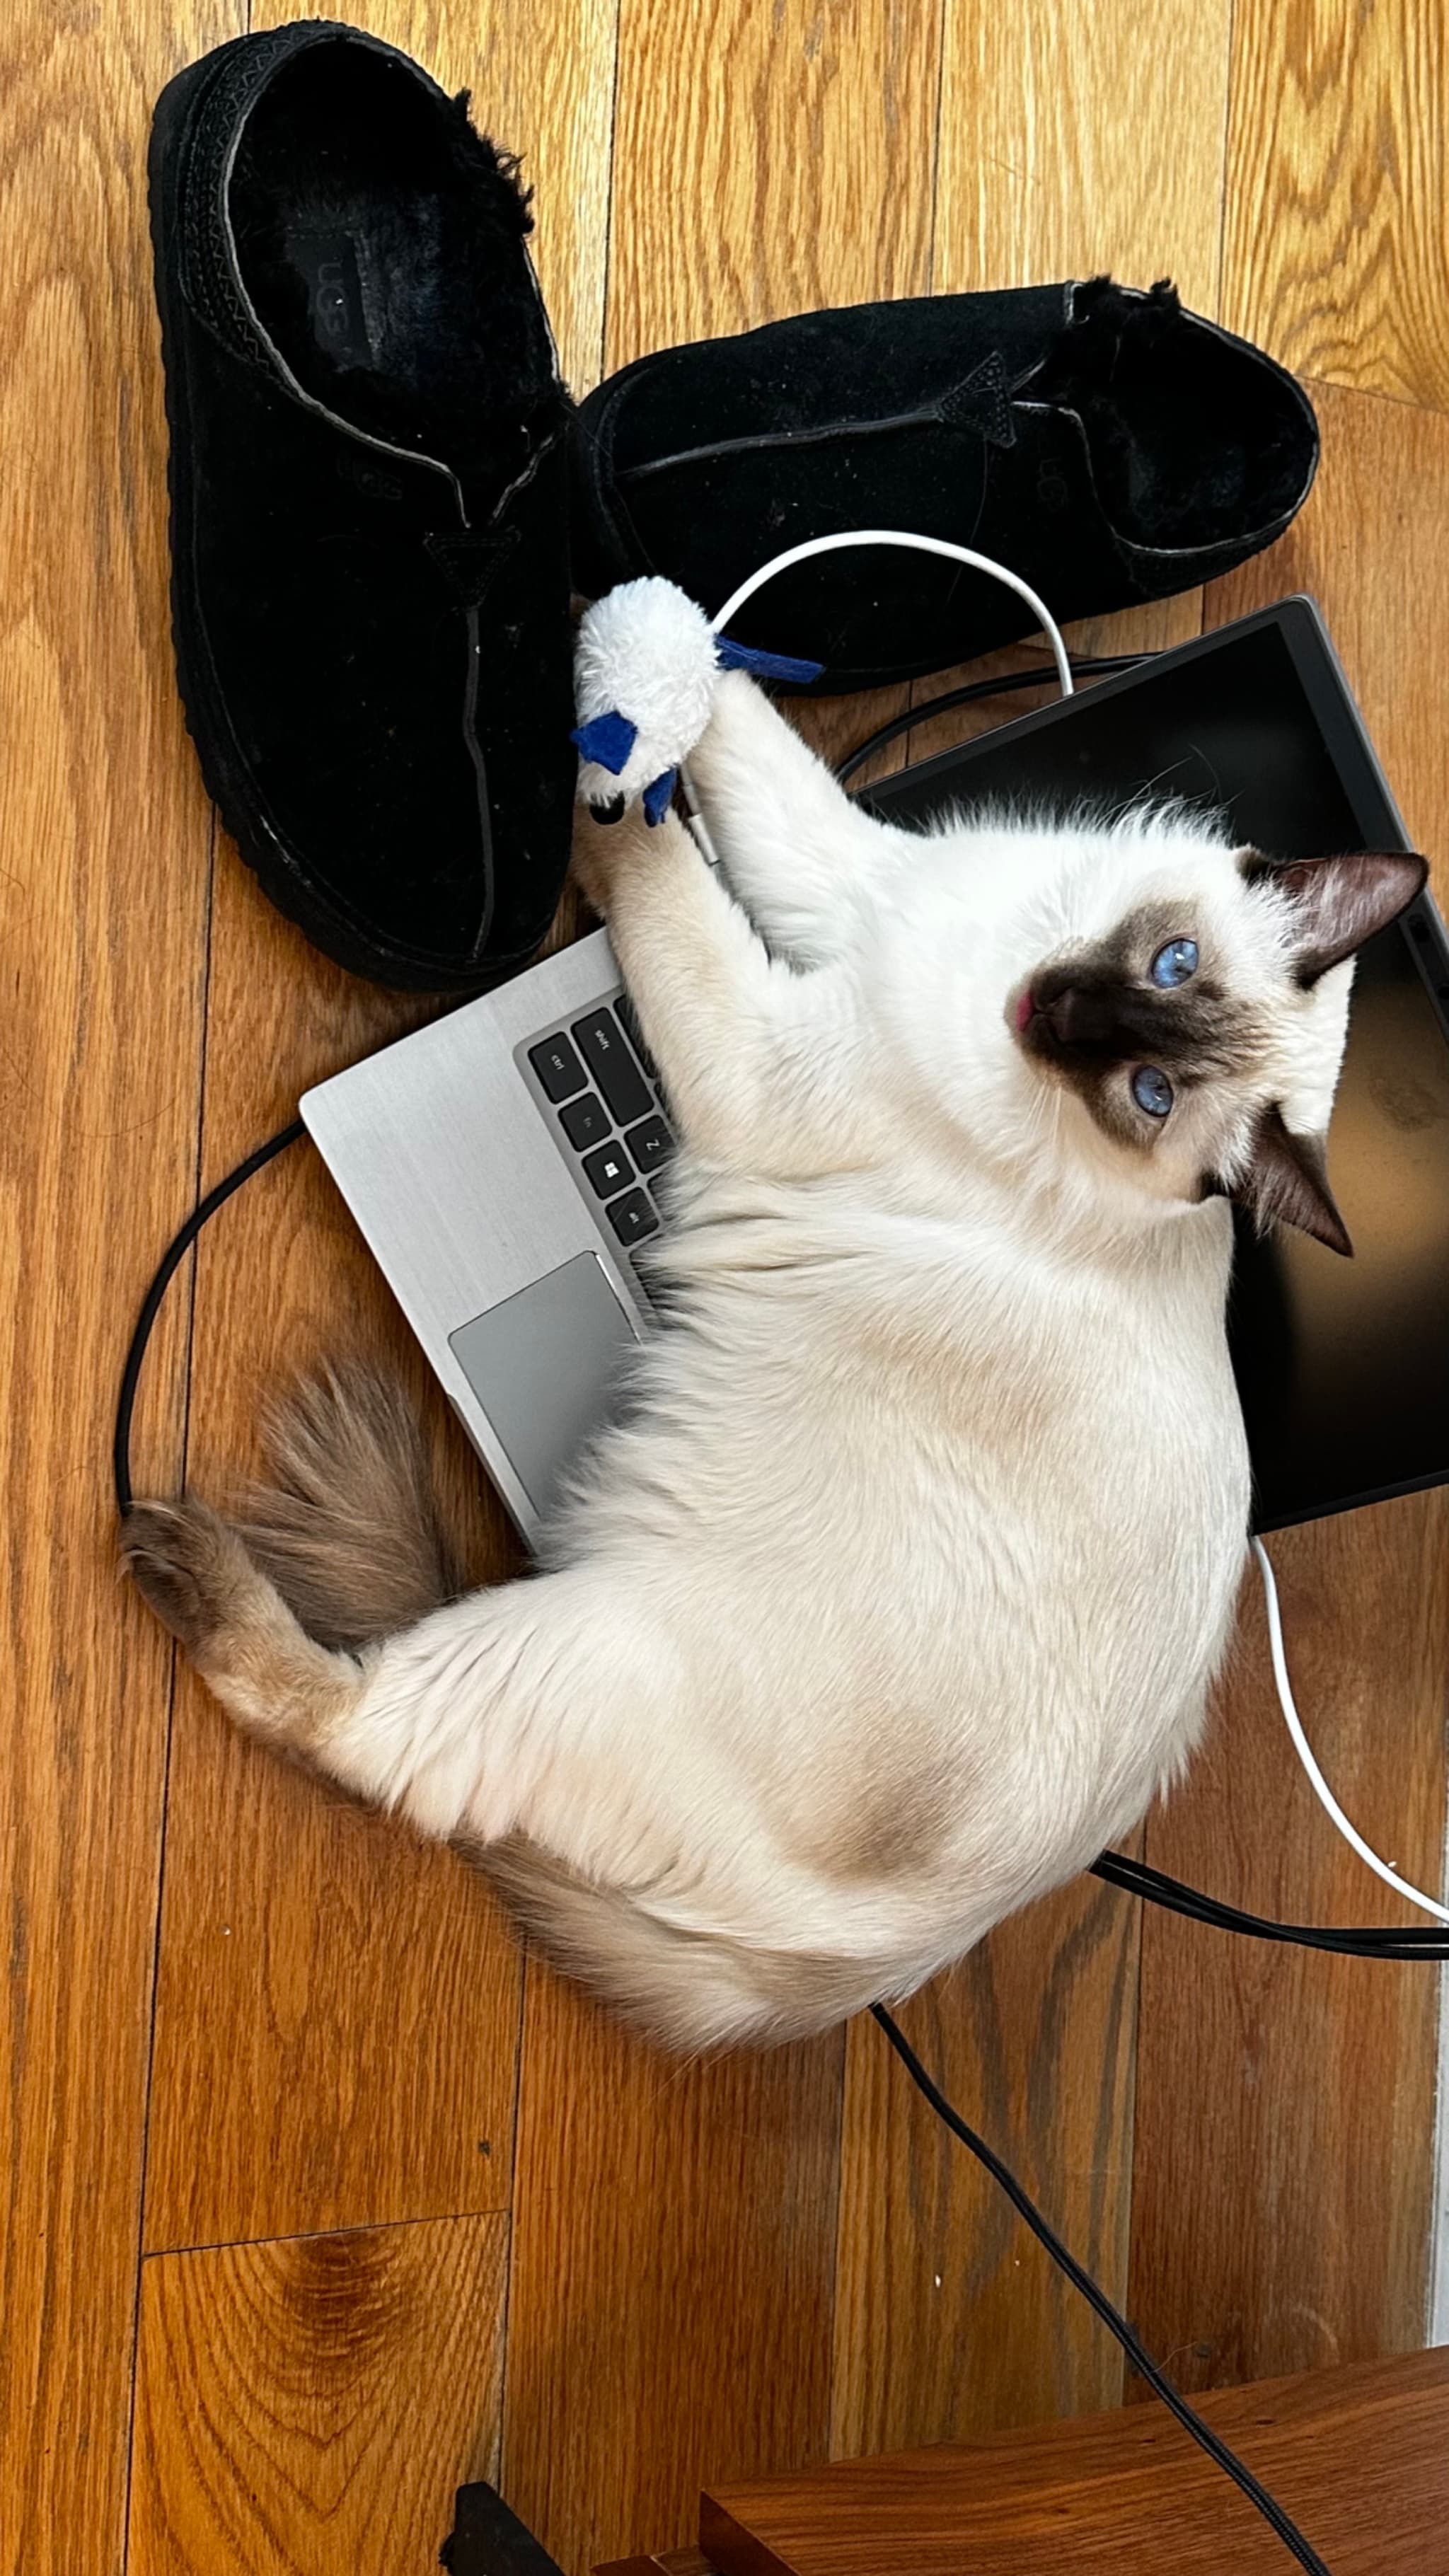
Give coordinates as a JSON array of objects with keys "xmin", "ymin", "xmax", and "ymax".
[
  {"xmin": 571, "ymin": 1007, "xmax": 652, "ymax": 1126},
  {"xmin": 528, "ymin": 1031, "xmax": 586, "ymax": 1103},
  {"xmin": 582, "ymin": 1139, "xmax": 635, "ymax": 1199},
  {"xmin": 615, "ymin": 990, "xmax": 658, "ymax": 1081},
  {"xmin": 560, "ymin": 1091, "xmax": 610, "ymax": 1151},
  {"xmin": 624, "ymin": 1112, "xmax": 674, "ymax": 1174},
  {"xmin": 607, "ymin": 1187, "xmax": 659, "ymax": 1246}
]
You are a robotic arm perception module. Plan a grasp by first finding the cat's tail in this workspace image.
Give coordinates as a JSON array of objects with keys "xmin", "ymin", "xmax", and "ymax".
[{"xmin": 238, "ymin": 1361, "xmax": 461, "ymax": 1652}]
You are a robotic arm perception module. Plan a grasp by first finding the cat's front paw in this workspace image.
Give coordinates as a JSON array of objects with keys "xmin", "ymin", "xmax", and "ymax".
[{"xmin": 570, "ymin": 800, "xmax": 648, "ymax": 916}]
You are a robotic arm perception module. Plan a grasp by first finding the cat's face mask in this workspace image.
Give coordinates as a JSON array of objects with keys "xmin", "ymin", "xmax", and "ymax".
[{"xmin": 1011, "ymin": 848, "xmax": 1427, "ymax": 1252}]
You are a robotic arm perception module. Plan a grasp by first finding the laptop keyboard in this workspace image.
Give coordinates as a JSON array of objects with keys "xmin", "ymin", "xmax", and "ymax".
[{"xmin": 525, "ymin": 994, "xmax": 674, "ymax": 1266}]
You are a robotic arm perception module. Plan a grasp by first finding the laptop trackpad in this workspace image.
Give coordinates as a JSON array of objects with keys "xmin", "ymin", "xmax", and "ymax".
[{"xmin": 449, "ymin": 1252, "xmax": 641, "ymax": 1520}]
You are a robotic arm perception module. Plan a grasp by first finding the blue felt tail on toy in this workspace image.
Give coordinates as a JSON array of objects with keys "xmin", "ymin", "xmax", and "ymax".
[
  {"xmin": 642, "ymin": 768, "xmax": 678, "ymax": 826},
  {"xmin": 571, "ymin": 710, "xmax": 639, "ymax": 773},
  {"xmin": 715, "ymin": 635, "xmax": 825, "ymax": 686}
]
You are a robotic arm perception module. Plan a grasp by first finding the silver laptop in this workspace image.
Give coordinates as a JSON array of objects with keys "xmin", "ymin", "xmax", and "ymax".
[{"xmin": 303, "ymin": 927, "xmax": 669, "ymax": 1543}]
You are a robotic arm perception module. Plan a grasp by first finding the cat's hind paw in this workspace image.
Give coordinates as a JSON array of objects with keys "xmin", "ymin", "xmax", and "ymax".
[{"xmin": 120, "ymin": 1496, "xmax": 250, "ymax": 1660}]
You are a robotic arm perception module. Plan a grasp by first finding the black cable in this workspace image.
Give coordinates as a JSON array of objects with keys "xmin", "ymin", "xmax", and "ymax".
[
  {"xmin": 833, "ymin": 654, "xmax": 1149, "ymax": 787},
  {"xmin": 870, "ymin": 2002, "xmax": 1333, "ymax": 2575},
  {"xmin": 113, "ymin": 1116, "xmax": 306, "ymax": 1517},
  {"xmin": 1092, "ymin": 1849, "xmax": 1449, "ymax": 1958}
]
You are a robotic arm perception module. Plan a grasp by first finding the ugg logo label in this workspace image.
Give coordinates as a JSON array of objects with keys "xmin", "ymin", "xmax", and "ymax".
[
  {"xmin": 1037, "ymin": 456, "xmax": 1070, "ymax": 512},
  {"xmin": 287, "ymin": 228, "xmax": 372, "ymax": 370}
]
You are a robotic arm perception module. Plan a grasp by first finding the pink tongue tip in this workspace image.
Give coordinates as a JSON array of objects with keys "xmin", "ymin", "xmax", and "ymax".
[{"xmin": 1015, "ymin": 989, "xmax": 1035, "ymax": 1033}]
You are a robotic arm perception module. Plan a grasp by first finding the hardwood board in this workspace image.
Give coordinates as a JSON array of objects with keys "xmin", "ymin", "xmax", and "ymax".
[
  {"xmin": 0, "ymin": 6, "xmax": 232, "ymax": 2569},
  {"xmin": 1130, "ymin": 381, "xmax": 1449, "ymax": 2391},
  {"xmin": 143, "ymin": 0, "xmax": 621, "ymax": 2259},
  {"xmin": 1223, "ymin": 0, "xmax": 1449, "ymax": 412},
  {"xmin": 249, "ymin": 0, "xmax": 619, "ymax": 395},
  {"xmin": 595, "ymin": 2556, "xmax": 716, "ymax": 2576},
  {"xmin": 141, "ymin": 865, "xmax": 526, "ymax": 2253},
  {"xmin": 501, "ymin": 1979, "xmax": 843, "ymax": 2576},
  {"xmin": 829, "ymin": 1872, "xmax": 1141, "ymax": 2457},
  {"xmin": 603, "ymin": 0, "xmax": 944, "ymax": 369},
  {"xmin": 129, "ymin": 2212, "xmax": 507, "ymax": 2573},
  {"xmin": 932, "ymin": 0, "xmax": 1232, "ymax": 313},
  {"xmin": 824, "ymin": 0, "xmax": 1233, "ymax": 2468},
  {"xmin": 703, "ymin": 2352, "xmax": 1449, "ymax": 2575},
  {"xmin": 497, "ymin": 18, "xmax": 947, "ymax": 2572},
  {"xmin": 1206, "ymin": 377, "xmax": 1449, "ymax": 901},
  {"xmin": 1131, "ymin": 1494, "xmax": 1449, "ymax": 2390}
]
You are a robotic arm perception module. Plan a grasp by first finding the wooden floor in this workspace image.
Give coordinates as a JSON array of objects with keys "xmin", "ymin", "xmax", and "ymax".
[{"xmin": 4, "ymin": 5, "xmax": 1448, "ymax": 2572}]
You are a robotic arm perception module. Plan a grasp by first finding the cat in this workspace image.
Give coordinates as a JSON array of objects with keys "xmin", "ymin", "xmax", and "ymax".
[{"xmin": 122, "ymin": 669, "xmax": 1424, "ymax": 2050}]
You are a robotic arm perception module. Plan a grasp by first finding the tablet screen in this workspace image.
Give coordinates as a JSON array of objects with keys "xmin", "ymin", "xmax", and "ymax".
[{"xmin": 863, "ymin": 606, "xmax": 1449, "ymax": 1527}]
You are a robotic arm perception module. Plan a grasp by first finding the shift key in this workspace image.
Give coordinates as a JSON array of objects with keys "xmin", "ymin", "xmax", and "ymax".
[{"xmin": 571, "ymin": 1007, "xmax": 652, "ymax": 1125}]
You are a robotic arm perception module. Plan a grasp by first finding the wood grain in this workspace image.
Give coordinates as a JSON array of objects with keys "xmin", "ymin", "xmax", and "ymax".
[
  {"xmin": 501, "ymin": 1977, "xmax": 843, "ymax": 2576},
  {"xmin": 830, "ymin": 1874, "xmax": 1141, "ymax": 2457},
  {"xmin": 1206, "ymin": 376, "xmax": 1449, "ymax": 901},
  {"xmin": 702, "ymin": 2352, "xmax": 1449, "ymax": 2575},
  {"xmin": 497, "ymin": 21, "xmax": 945, "ymax": 2572},
  {"xmin": 604, "ymin": 0, "xmax": 944, "ymax": 369},
  {"xmin": 0, "ymin": 6, "xmax": 233, "ymax": 2570},
  {"xmin": 1130, "ymin": 1496, "xmax": 1449, "ymax": 2391},
  {"xmin": 129, "ymin": 2212, "xmax": 507, "ymax": 2573},
  {"xmin": 141, "ymin": 865, "xmax": 526, "ymax": 2253},
  {"xmin": 1128, "ymin": 380, "xmax": 1449, "ymax": 2393},
  {"xmin": 819, "ymin": 1, "xmax": 1235, "ymax": 2464},
  {"xmin": 932, "ymin": 0, "xmax": 1232, "ymax": 313},
  {"xmin": 250, "ymin": 0, "xmax": 619, "ymax": 393},
  {"xmin": 1223, "ymin": 0, "xmax": 1449, "ymax": 412},
  {"xmin": 143, "ymin": 0, "xmax": 623, "ymax": 2260}
]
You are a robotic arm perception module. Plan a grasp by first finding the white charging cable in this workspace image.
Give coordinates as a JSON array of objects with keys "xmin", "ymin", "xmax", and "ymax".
[
  {"xmin": 1252, "ymin": 1536, "xmax": 1449, "ymax": 1924},
  {"xmin": 681, "ymin": 529, "xmax": 1074, "ymax": 867}
]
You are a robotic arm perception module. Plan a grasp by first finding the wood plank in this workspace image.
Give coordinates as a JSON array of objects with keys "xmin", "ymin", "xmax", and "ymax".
[
  {"xmin": 499, "ymin": 18, "xmax": 947, "ymax": 2572},
  {"xmin": 141, "ymin": 865, "xmax": 526, "ymax": 2253},
  {"xmin": 138, "ymin": 0, "xmax": 628, "ymax": 2249},
  {"xmin": 932, "ymin": 0, "xmax": 1232, "ymax": 314},
  {"xmin": 830, "ymin": 1874, "xmax": 1141, "ymax": 2457},
  {"xmin": 1131, "ymin": 1495, "xmax": 1449, "ymax": 2389},
  {"xmin": 129, "ymin": 2212, "xmax": 507, "ymax": 2573},
  {"xmin": 1128, "ymin": 378, "xmax": 1449, "ymax": 2393},
  {"xmin": 1205, "ymin": 377, "xmax": 1449, "ymax": 902},
  {"xmin": 502, "ymin": 1985, "xmax": 843, "ymax": 2576},
  {"xmin": 604, "ymin": 0, "xmax": 944, "ymax": 369},
  {"xmin": 595, "ymin": 2555, "xmax": 717, "ymax": 2576},
  {"xmin": 824, "ymin": 1, "xmax": 1230, "ymax": 2468},
  {"xmin": 249, "ymin": 0, "xmax": 619, "ymax": 396},
  {"xmin": 1223, "ymin": 0, "xmax": 1449, "ymax": 412},
  {"xmin": 0, "ymin": 4, "xmax": 231, "ymax": 2569},
  {"xmin": 701, "ymin": 2352, "xmax": 1449, "ymax": 2576}
]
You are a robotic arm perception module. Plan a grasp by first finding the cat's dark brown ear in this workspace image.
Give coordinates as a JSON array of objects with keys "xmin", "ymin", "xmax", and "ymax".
[
  {"xmin": 1211, "ymin": 1104, "xmax": 1353, "ymax": 1255},
  {"xmin": 1239, "ymin": 849, "xmax": 1428, "ymax": 985}
]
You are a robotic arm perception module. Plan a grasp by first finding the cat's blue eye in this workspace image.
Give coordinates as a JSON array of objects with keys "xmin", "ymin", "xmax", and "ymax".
[
  {"xmin": 1150, "ymin": 937, "xmax": 1199, "ymax": 988},
  {"xmin": 1132, "ymin": 1065, "xmax": 1174, "ymax": 1119}
]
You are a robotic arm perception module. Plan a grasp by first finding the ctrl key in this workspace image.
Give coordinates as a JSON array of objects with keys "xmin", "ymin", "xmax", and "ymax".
[{"xmin": 606, "ymin": 1188, "xmax": 659, "ymax": 1247}]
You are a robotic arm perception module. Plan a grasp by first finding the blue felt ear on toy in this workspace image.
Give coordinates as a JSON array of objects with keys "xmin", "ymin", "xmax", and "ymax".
[
  {"xmin": 642, "ymin": 768, "xmax": 678, "ymax": 826},
  {"xmin": 571, "ymin": 710, "xmax": 639, "ymax": 773},
  {"xmin": 714, "ymin": 636, "xmax": 824, "ymax": 686}
]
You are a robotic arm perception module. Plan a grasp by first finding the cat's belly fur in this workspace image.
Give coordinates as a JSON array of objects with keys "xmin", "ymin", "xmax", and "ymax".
[{"xmin": 525, "ymin": 1199, "xmax": 1251, "ymax": 1972}]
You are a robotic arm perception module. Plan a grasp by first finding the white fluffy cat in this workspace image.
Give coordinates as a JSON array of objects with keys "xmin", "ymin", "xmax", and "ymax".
[{"xmin": 123, "ymin": 669, "xmax": 1424, "ymax": 2049}]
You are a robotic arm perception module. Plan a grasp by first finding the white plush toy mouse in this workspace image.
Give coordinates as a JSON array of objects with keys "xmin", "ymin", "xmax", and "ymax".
[{"xmin": 571, "ymin": 576, "xmax": 821, "ymax": 824}]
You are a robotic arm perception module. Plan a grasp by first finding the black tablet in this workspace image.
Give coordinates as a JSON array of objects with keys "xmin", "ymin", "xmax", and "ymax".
[{"xmin": 861, "ymin": 598, "xmax": 1449, "ymax": 1531}]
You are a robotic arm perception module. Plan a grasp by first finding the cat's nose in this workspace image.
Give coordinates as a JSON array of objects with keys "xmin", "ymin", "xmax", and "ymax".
[{"xmin": 1038, "ymin": 983, "xmax": 1114, "ymax": 1046}]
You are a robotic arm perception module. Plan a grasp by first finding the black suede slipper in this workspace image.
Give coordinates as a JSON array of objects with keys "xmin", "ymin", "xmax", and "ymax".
[
  {"xmin": 149, "ymin": 19, "xmax": 575, "ymax": 990},
  {"xmin": 570, "ymin": 280, "xmax": 1319, "ymax": 693}
]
